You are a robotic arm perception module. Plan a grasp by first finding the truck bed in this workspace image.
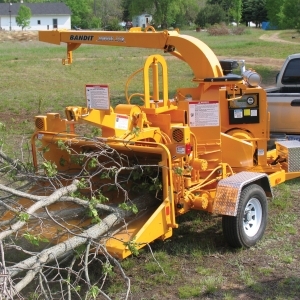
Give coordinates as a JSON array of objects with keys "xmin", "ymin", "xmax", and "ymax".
[{"xmin": 267, "ymin": 87, "xmax": 300, "ymax": 134}]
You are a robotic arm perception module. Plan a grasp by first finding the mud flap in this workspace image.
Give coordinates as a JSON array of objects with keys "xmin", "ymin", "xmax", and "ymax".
[{"xmin": 212, "ymin": 171, "xmax": 272, "ymax": 216}]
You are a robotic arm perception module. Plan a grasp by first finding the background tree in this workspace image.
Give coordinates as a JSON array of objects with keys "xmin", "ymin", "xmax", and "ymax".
[
  {"xmin": 280, "ymin": 0, "xmax": 300, "ymax": 30},
  {"xmin": 242, "ymin": 0, "xmax": 268, "ymax": 27},
  {"xmin": 64, "ymin": 0, "xmax": 96, "ymax": 29},
  {"xmin": 0, "ymin": 0, "xmax": 204, "ymax": 30},
  {"xmin": 229, "ymin": 0, "xmax": 242, "ymax": 25},
  {"xmin": 206, "ymin": 0, "xmax": 234, "ymax": 23},
  {"xmin": 195, "ymin": 4, "xmax": 226, "ymax": 28},
  {"xmin": 149, "ymin": 0, "xmax": 183, "ymax": 29},
  {"xmin": 166, "ymin": 0, "xmax": 201, "ymax": 28},
  {"xmin": 266, "ymin": 0, "xmax": 282, "ymax": 27},
  {"xmin": 15, "ymin": 5, "xmax": 31, "ymax": 30},
  {"xmin": 98, "ymin": 0, "xmax": 123, "ymax": 29},
  {"xmin": 122, "ymin": 0, "xmax": 132, "ymax": 22},
  {"xmin": 127, "ymin": 0, "xmax": 186, "ymax": 29}
]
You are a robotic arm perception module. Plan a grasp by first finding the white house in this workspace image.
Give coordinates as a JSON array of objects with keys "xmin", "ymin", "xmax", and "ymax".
[
  {"xmin": 132, "ymin": 14, "xmax": 152, "ymax": 28},
  {"xmin": 0, "ymin": 2, "xmax": 71, "ymax": 31}
]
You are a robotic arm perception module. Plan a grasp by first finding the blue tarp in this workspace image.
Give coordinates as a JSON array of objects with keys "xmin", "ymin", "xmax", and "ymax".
[{"xmin": 262, "ymin": 22, "xmax": 277, "ymax": 30}]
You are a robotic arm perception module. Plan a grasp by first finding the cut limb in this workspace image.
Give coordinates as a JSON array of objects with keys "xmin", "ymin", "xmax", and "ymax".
[
  {"xmin": 0, "ymin": 180, "xmax": 79, "ymax": 241},
  {"xmin": 8, "ymin": 194, "xmax": 155, "ymax": 294}
]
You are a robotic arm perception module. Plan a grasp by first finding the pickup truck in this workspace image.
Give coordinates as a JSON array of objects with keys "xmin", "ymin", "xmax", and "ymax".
[{"xmin": 266, "ymin": 53, "xmax": 300, "ymax": 147}]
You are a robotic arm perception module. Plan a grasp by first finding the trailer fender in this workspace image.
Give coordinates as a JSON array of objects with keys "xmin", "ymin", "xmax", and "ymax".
[{"xmin": 212, "ymin": 171, "xmax": 272, "ymax": 216}]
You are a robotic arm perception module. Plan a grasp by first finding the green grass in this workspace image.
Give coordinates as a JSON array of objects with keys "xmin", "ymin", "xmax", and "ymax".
[
  {"xmin": 1, "ymin": 29, "xmax": 300, "ymax": 299},
  {"xmin": 186, "ymin": 29, "xmax": 300, "ymax": 58},
  {"xmin": 178, "ymin": 284, "xmax": 201, "ymax": 299},
  {"xmin": 257, "ymin": 266, "xmax": 274, "ymax": 276},
  {"xmin": 0, "ymin": 29, "xmax": 295, "ymax": 121}
]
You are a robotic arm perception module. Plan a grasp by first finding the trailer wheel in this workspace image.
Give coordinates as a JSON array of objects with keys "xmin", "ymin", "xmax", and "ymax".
[{"xmin": 222, "ymin": 184, "xmax": 267, "ymax": 248}]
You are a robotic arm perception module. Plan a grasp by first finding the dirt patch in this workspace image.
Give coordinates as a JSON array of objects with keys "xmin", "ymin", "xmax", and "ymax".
[
  {"xmin": 259, "ymin": 31, "xmax": 300, "ymax": 45},
  {"xmin": 218, "ymin": 55, "xmax": 285, "ymax": 69},
  {"xmin": 0, "ymin": 30, "xmax": 38, "ymax": 42}
]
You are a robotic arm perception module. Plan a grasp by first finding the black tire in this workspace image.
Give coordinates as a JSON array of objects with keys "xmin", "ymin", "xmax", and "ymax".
[{"xmin": 222, "ymin": 184, "xmax": 267, "ymax": 248}]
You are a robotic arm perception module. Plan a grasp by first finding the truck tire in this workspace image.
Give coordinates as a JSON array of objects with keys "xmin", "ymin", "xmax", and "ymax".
[{"xmin": 222, "ymin": 184, "xmax": 267, "ymax": 248}]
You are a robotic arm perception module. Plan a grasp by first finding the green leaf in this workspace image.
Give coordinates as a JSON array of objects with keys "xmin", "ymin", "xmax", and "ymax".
[
  {"xmin": 119, "ymin": 203, "xmax": 138, "ymax": 214},
  {"xmin": 18, "ymin": 212, "xmax": 30, "ymax": 222},
  {"xmin": 88, "ymin": 285, "xmax": 100, "ymax": 299},
  {"xmin": 88, "ymin": 157, "xmax": 98, "ymax": 169},
  {"xmin": 23, "ymin": 232, "xmax": 48, "ymax": 246},
  {"xmin": 103, "ymin": 262, "xmax": 114, "ymax": 276},
  {"xmin": 124, "ymin": 238, "xmax": 139, "ymax": 256},
  {"xmin": 131, "ymin": 204, "xmax": 138, "ymax": 214},
  {"xmin": 42, "ymin": 161, "xmax": 57, "ymax": 177}
]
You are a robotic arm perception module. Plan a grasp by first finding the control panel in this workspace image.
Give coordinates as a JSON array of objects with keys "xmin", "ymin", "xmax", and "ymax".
[{"xmin": 228, "ymin": 93, "xmax": 259, "ymax": 124}]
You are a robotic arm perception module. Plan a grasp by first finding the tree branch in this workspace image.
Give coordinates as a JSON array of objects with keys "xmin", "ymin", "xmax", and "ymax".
[
  {"xmin": 0, "ymin": 180, "xmax": 79, "ymax": 241},
  {"xmin": 8, "ymin": 194, "xmax": 155, "ymax": 295}
]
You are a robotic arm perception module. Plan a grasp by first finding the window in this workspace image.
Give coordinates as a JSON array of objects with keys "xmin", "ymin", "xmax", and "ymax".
[
  {"xmin": 53, "ymin": 19, "xmax": 58, "ymax": 29},
  {"xmin": 282, "ymin": 58, "xmax": 300, "ymax": 85},
  {"xmin": 37, "ymin": 20, "xmax": 41, "ymax": 25}
]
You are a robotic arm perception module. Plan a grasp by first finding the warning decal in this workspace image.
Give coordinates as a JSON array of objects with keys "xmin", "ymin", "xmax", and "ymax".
[
  {"xmin": 176, "ymin": 145, "xmax": 186, "ymax": 154},
  {"xmin": 86, "ymin": 84, "xmax": 110, "ymax": 110},
  {"xmin": 115, "ymin": 114, "xmax": 129, "ymax": 130},
  {"xmin": 189, "ymin": 101, "xmax": 219, "ymax": 127},
  {"xmin": 234, "ymin": 109, "xmax": 243, "ymax": 118}
]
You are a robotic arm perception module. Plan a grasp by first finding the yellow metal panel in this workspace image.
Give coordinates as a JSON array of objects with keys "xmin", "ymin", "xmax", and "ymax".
[
  {"xmin": 167, "ymin": 35, "xmax": 223, "ymax": 79},
  {"xmin": 285, "ymin": 172, "xmax": 300, "ymax": 181},
  {"xmin": 38, "ymin": 29, "xmax": 223, "ymax": 81},
  {"xmin": 65, "ymin": 30, "xmax": 170, "ymax": 48},
  {"xmin": 143, "ymin": 55, "xmax": 169, "ymax": 107},
  {"xmin": 39, "ymin": 30, "xmax": 62, "ymax": 45},
  {"xmin": 221, "ymin": 133, "xmax": 253, "ymax": 168},
  {"xmin": 106, "ymin": 202, "xmax": 172, "ymax": 259},
  {"xmin": 268, "ymin": 170, "xmax": 286, "ymax": 186}
]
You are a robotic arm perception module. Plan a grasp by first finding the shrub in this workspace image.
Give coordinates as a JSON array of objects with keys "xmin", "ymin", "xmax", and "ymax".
[
  {"xmin": 104, "ymin": 17, "xmax": 123, "ymax": 31},
  {"xmin": 231, "ymin": 25, "xmax": 246, "ymax": 35},
  {"xmin": 207, "ymin": 23, "xmax": 246, "ymax": 36},
  {"xmin": 207, "ymin": 23, "xmax": 230, "ymax": 36}
]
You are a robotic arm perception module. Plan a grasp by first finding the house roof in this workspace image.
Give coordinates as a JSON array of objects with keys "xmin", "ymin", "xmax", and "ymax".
[{"xmin": 0, "ymin": 3, "xmax": 71, "ymax": 16}]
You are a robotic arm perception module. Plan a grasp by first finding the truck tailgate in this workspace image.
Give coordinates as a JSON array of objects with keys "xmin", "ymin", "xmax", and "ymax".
[{"xmin": 267, "ymin": 93, "xmax": 300, "ymax": 133}]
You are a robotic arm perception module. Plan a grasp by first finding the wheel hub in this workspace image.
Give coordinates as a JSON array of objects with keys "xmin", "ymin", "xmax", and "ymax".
[
  {"xmin": 245, "ymin": 210, "xmax": 252, "ymax": 222},
  {"xmin": 243, "ymin": 197, "xmax": 262, "ymax": 237}
]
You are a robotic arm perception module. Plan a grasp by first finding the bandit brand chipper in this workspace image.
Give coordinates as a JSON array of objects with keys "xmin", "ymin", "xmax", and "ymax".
[{"xmin": 31, "ymin": 27, "xmax": 300, "ymax": 259}]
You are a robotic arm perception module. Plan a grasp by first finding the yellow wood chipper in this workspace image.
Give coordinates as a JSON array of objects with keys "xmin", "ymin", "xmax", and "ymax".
[{"xmin": 31, "ymin": 26, "xmax": 300, "ymax": 259}]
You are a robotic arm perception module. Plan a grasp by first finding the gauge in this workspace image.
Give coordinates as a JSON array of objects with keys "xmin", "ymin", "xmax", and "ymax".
[{"xmin": 247, "ymin": 97, "xmax": 255, "ymax": 105}]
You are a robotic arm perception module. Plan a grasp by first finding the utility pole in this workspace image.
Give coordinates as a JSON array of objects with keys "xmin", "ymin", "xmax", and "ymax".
[{"xmin": 9, "ymin": 2, "xmax": 12, "ymax": 31}]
